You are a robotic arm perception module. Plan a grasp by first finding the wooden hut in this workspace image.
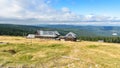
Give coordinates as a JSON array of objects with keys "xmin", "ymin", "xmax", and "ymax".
[
  {"xmin": 27, "ymin": 34, "xmax": 35, "ymax": 39},
  {"xmin": 65, "ymin": 32, "xmax": 77, "ymax": 41},
  {"xmin": 59, "ymin": 32, "xmax": 77, "ymax": 41}
]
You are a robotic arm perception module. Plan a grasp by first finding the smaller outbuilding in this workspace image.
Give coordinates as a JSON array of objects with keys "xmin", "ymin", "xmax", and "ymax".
[
  {"xmin": 98, "ymin": 40, "xmax": 104, "ymax": 43},
  {"xmin": 27, "ymin": 34, "xmax": 35, "ymax": 39},
  {"xmin": 59, "ymin": 32, "xmax": 77, "ymax": 41},
  {"xmin": 65, "ymin": 32, "xmax": 77, "ymax": 41}
]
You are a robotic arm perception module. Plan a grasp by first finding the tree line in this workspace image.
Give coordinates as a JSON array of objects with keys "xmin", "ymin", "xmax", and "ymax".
[{"xmin": 79, "ymin": 36, "xmax": 120, "ymax": 43}]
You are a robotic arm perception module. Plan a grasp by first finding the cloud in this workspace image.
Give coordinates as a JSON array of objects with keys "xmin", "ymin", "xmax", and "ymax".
[{"xmin": 0, "ymin": 0, "xmax": 120, "ymax": 25}]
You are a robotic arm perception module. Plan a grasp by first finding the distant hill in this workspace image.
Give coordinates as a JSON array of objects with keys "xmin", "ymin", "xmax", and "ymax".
[
  {"xmin": 0, "ymin": 24, "xmax": 96, "ymax": 36},
  {"xmin": 0, "ymin": 24, "xmax": 120, "ymax": 36},
  {"xmin": 36, "ymin": 25, "xmax": 120, "ymax": 36}
]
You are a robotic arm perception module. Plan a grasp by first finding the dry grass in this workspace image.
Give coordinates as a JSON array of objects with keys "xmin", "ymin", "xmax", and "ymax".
[{"xmin": 0, "ymin": 36, "xmax": 120, "ymax": 68}]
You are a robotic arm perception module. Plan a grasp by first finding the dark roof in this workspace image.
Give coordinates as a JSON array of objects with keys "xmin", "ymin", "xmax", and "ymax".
[
  {"xmin": 37, "ymin": 30, "xmax": 60, "ymax": 37},
  {"xmin": 65, "ymin": 32, "xmax": 76, "ymax": 38}
]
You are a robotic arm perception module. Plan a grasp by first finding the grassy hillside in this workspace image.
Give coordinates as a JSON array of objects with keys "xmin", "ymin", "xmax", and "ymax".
[{"xmin": 0, "ymin": 36, "xmax": 120, "ymax": 68}]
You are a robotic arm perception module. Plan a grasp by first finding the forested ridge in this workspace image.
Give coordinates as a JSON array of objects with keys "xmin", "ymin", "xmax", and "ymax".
[
  {"xmin": 0, "ymin": 24, "xmax": 41, "ymax": 36},
  {"xmin": 0, "ymin": 24, "xmax": 96, "ymax": 36}
]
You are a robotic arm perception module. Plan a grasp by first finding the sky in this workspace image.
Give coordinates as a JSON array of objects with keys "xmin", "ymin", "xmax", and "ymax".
[{"xmin": 0, "ymin": 0, "xmax": 120, "ymax": 25}]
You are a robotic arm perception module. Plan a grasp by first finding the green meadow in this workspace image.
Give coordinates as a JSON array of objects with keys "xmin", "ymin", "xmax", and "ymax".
[{"xmin": 0, "ymin": 36, "xmax": 120, "ymax": 68}]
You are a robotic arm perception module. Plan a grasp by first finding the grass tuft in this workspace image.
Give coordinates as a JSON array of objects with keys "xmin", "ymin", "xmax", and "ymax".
[
  {"xmin": 19, "ymin": 55, "xmax": 33, "ymax": 61},
  {"xmin": 87, "ymin": 45, "xmax": 99, "ymax": 48}
]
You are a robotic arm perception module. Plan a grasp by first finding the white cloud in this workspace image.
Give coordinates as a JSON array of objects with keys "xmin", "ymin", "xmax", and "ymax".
[
  {"xmin": 0, "ymin": 0, "xmax": 120, "ymax": 25},
  {"xmin": 61, "ymin": 7, "xmax": 70, "ymax": 13}
]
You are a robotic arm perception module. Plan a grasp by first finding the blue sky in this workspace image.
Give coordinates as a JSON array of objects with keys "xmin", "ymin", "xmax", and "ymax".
[
  {"xmin": 52, "ymin": 0, "xmax": 120, "ymax": 17},
  {"xmin": 0, "ymin": 0, "xmax": 120, "ymax": 25}
]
